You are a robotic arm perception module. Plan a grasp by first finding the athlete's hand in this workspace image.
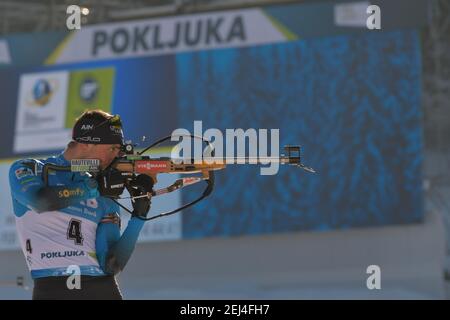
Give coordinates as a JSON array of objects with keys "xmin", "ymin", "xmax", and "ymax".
[
  {"xmin": 126, "ymin": 174, "xmax": 154, "ymax": 218},
  {"xmin": 96, "ymin": 167, "xmax": 127, "ymax": 199}
]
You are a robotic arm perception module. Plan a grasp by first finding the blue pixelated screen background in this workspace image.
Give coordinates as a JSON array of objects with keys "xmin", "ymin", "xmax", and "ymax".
[{"xmin": 176, "ymin": 29, "xmax": 424, "ymax": 238}]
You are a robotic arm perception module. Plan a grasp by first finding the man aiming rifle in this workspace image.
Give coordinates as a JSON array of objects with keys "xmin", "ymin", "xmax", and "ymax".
[{"xmin": 8, "ymin": 110, "xmax": 152, "ymax": 300}]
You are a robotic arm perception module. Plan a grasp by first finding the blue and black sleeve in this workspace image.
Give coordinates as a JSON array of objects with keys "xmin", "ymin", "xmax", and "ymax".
[
  {"xmin": 9, "ymin": 159, "xmax": 99, "ymax": 215},
  {"xmin": 96, "ymin": 200, "xmax": 145, "ymax": 275}
]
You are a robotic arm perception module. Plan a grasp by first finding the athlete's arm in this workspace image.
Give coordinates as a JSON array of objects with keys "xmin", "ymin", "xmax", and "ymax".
[
  {"xmin": 96, "ymin": 202, "xmax": 145, "ymax": 275},
  {"xmin": 9, "ymin": 159, "xmax": 99, "ymax": 215}
]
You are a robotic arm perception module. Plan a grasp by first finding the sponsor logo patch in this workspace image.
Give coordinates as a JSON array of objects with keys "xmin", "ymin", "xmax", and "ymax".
[
  {"xmin": 58, "ymin": 188, "xmax": 85, "ymax": 198},
  {"xmin": 15, "ymin": 167, "xmax": 34, "ymax": 179}
]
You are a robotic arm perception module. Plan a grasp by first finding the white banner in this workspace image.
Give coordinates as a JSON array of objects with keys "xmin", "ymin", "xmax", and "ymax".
[
  {"xmin": 14, "ymin": 71, "xmax": 70, "ymax": 153},
  {"xmin": 47, "ymin": 8, "xmax": 288, "ymax": 64}
]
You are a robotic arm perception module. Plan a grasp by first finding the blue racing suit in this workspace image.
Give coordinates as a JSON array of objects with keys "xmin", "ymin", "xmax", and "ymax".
[{"xmin": 9, "ymin": 153, "xmax": 145, "ymax": 280}]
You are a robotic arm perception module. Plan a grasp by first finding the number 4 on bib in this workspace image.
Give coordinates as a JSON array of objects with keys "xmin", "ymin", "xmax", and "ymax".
[{"xmin": 67, "ymin": 219, "xmax": 84, "ymax": 245}]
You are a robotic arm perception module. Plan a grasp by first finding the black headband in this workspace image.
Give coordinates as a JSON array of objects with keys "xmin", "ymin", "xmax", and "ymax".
[{"xmin": 72, "ymin": 115, "xmax": 124, "ymax": 145}]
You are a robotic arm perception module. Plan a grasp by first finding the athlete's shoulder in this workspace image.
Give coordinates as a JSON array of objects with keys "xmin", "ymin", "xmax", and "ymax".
[
  {"xmin": 9, "ymin": 158, "xmax": 44, "ymax": 180},
  {"xmin": 10, "ymin": 154, "xmax": 68, "ymax": 175},
  {"xmin": 9, "ymin": 154, "xmax": 67, "ymax": 184}
]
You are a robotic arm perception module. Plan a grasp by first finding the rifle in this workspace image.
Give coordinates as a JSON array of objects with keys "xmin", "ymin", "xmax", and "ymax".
[{"xmin": 42, "ymin": 134, "xmax": 315, "ymax": 221}]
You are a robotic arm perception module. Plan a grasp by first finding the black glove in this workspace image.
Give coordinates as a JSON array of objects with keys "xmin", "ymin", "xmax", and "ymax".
[
  {"xmin": 96, "ymin": 167, "xmax": 127, "ymax": 199},
  {"xmin": 126, "ymin": 174, "xmax": 154, "ymax": 218}
]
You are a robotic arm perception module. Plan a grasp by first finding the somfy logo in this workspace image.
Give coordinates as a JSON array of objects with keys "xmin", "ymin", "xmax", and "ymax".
[{"xmin": 66, "ymin": 265, "xmax": 81, "ymax": 290}]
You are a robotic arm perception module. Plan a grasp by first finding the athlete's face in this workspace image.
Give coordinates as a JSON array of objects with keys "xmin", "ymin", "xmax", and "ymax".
[{"xmin": 85, "ymin": 144, "xmax": 122, "ymax": 169}]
